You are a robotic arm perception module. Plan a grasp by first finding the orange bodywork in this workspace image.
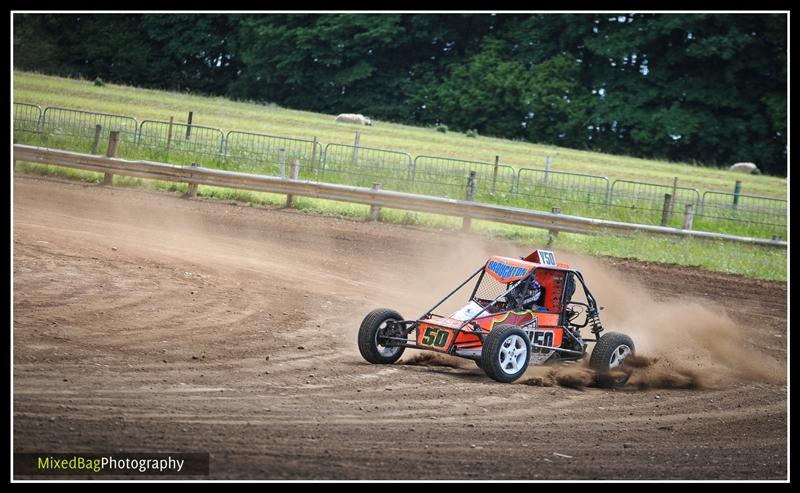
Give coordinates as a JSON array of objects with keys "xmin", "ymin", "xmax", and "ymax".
[
  {"xmin": 415, "ymin": 252, "xmax": 571, "ymax": 354},
  {"xmin": 416, "ymin": 311, "xmax": 563, "ymax": 353}
]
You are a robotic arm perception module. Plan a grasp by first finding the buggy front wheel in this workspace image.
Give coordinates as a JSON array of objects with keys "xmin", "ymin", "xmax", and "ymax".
[
  {"xmin": 481, "ymin": 325, "xmax": 531, "ymax": 383},
  {"xmin": 358, "ymin": 308, "xmax": 406, "ymax": 364}
]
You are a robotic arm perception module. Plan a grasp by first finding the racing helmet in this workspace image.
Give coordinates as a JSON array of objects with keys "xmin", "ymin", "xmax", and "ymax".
[{"xmin": 528, "ymin": 278, "xmax": 542, "ymax": 302}]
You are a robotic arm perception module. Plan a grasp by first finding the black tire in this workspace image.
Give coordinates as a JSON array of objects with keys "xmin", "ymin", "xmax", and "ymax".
[
  {"xmin": 590, "ymin": 331, "xmax": 635, "ymax": 387},
  {"xmin": 358, "ymin": 308, "xmax": 406, "ymax": 364},
  {"xmin": 480, "ymin": 325, "xmax": 531, "ymax": 383},
  {"xmin": 474, "ymin": 359, "xmax": 483, "ymax": 370}
]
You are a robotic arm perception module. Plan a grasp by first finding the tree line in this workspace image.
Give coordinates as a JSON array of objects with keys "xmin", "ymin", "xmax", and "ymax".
[{"xmin": 13, "ymin": 13, "xmax": 787, "ymax": 176}]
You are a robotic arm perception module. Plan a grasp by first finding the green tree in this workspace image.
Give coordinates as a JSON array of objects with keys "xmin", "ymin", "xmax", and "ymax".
[
  {"xmin": 13, "ymin": 13, "xmax": 787, "ymax": 175},
  {"xmin": 522, "ymin": 54, "xmax": 593, "ymax": 148},
  {"xmin": 427, "ymin": 38, "xmax": 531, "ymax": 137},
  {"xmin": 583, "ymin": 13, "xmax": 786, "ymax": 173}
]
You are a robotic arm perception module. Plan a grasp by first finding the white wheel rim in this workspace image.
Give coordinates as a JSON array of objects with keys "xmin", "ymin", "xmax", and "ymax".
[
  {"xmin": 608, "ymin": 344, "xmax": 632, "ymax": 369},
  {"xmin": 376, "ymin": 319, "xmax": 401, "ymax": 357},
  {"xmin": 498, "ymin": 334, "xmax": 528, "ymax": 375}
]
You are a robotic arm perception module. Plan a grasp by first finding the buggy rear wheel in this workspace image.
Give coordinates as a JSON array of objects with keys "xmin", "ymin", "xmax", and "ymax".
[
  {"xmin": 481, "ymin": 325, "xmax": 531, "ymax": 383},
  {"xmin": 358, "ymin": 308, "xmax": 406, "ymax": 364},
  {"xmin": 590, "ymin": 332, "xmax": 635, "ymax": 387}
]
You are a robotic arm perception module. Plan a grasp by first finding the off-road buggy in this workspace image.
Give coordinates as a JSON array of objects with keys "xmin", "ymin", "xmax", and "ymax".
[{"xmin": 357, "ymin": 250, "xmax": 635, "ymax": 385}]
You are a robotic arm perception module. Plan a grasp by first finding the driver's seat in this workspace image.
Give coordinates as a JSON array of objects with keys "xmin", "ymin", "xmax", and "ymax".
[{"xmin": 533, "ymin": 286, "xmax": 548, "ymax": 312}]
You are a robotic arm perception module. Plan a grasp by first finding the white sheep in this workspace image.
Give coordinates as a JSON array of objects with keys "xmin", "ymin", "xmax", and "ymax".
[
  {"xmin": 335, "ymin": 113, "xmax": 372, "ymax": 126},
  {"xmin": 729, "ymin": 162, "xmax": 759, "ymax": 174}
]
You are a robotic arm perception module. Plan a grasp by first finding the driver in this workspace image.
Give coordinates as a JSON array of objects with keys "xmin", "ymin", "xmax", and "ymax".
[{"xmin": 510, "ymin": 277, "xmax": 547, "ymax": 312}]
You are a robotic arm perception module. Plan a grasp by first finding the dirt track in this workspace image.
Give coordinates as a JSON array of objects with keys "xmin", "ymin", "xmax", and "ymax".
[{"xmin": 13, "ymin": 175, "xmax": 787, "ymax": 480}]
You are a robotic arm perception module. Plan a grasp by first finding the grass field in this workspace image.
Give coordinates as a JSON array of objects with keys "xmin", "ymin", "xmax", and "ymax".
[
  {"xmin": 12, "ymin": 71, "xmax": 788, "ymax": 281},
  {"xmin": 14, "ymin": 71, "xmax": 787, "ymax": 195}
]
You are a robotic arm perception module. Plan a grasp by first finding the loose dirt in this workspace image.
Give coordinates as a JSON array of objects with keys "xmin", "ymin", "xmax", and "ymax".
[{"xmin": 13, "ymin": 175, "xmax": 787, "ymax": 479}]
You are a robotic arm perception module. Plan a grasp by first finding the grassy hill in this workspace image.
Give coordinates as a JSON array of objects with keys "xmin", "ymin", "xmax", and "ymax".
[
  {"xmin": 12, "ymin": 71, "xmax": 787, "ymax": 281},
  {"xmin": 14, "ymin": 71, "xmax": 786, "ymax": 198}
]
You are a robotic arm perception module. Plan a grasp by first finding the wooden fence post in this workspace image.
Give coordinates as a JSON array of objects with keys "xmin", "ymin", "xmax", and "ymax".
[
  {"xmin": 660, "ymin": 193, "xmax": 673, "ymax": 226},
  {"xmin": 186, "ymin": 111, "xmax": 193, "ymax": 140},
  {"xmin": 733, "ymin": 180, "xmax": 742, "ymax": 210},
  {"xmin": 285, "ymin": 159, "xmax": 300, "ymax": 208},
  {"xmin": 91, "ymin": 124, "xmax": 102, "ymax": 155},
  {"xmin": 492, "ymin": 155, "xmax": 500, "ymax": 194},
  {"xmin": 185, "ymin": 162, "xmax": 199, "ymax": 198},
  {"xmin": 166, "ymin": 116, "xmax": 174, "ymax": 153},
  {"xmin": 462, "ymin": 171, "xmax": 477, "ymax": 232},
  {"xmin": 547, "ymin": 207, "xmax": 561, "ymax": 246},
  {"xmin": 278, "ymin": 148, "xmax": 286, "ymax": 178},
  {"xmin": 544, "ymin": 156, "xmax": 553, "ymax": 186},
  {"xmin": 683, "ymin": 203, "xmax": 695, "ymax": 230},
  {"xmin": 310, "ymin": 136, "xmax": 319, "ymax": 173},
  {"xmin": 369, "ymin": 183, "xmax": 382, "ymax": 222},
  {"xmin": 101, "ymin": 131, "xmax": 119, "ymax": 186},
  {"xmin": 670, "ymin": 176, "xmax": 678, "ymax": 217},
  {"xmin": 352, "ymin": 130, "xmax": 361, "ymax": 167}
]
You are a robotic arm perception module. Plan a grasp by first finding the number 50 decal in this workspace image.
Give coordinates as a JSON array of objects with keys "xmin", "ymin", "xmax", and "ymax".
[{"xmin": 419, "ymin": 327, "xmax": 451, "ymax": 349}]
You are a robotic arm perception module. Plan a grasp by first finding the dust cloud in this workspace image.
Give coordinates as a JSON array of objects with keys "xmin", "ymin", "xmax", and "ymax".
[
  {"xmin": 365, "ymin": 244, "xmax": 785, "ymax": 390},
  {"xmin": 559, "ymin": 256, "xmax": 786, "ymax": 388}
]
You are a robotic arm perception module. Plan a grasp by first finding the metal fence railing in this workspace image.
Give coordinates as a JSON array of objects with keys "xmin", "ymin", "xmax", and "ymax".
[
  {"xmin": 12, "ymin": 102, "xmax": 788, "ymax": 239},
  {"xmin": 224, "ymin": 131, "xmax": 321, "ymax": 176},
  {"xmin": 41, "ymin": 107, "xmax": 138, "ymax": 145},
  {"xmin": 699, "ymin": 191, "xmax": 787, "ymax": 233},
  {"xmin": 13, "ymin": 102, "xmax": 42, "ymax": 133},
  {"xmin": 610, "ymin": 180, "xmax": 701, "ymax": 207},
  {"xmin": 320, "ymin": 143, "xmax": 414, "ymax": 190},
  {"xmin": 137, "ymin": 120, "xmax": 224, "ymax": 159},
  {"xmin": 412, "ymin": 155, "xmax": 516, "ymax": 198},
  {"xmin": 515, "ymin": 168, "xmax": 610, "ymax": 206},
  {"xmin": 15, "ymin": 143, "xmax": 787, "ymax": 247},
  {"xmin": 609, "ymin": 180, "xmax": 702, "ymax": 225}
]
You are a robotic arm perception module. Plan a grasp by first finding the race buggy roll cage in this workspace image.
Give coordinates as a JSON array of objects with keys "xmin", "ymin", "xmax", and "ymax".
[{"xmin": 380, "ymin": 260, "xmax": 607, "ymax": 357}]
